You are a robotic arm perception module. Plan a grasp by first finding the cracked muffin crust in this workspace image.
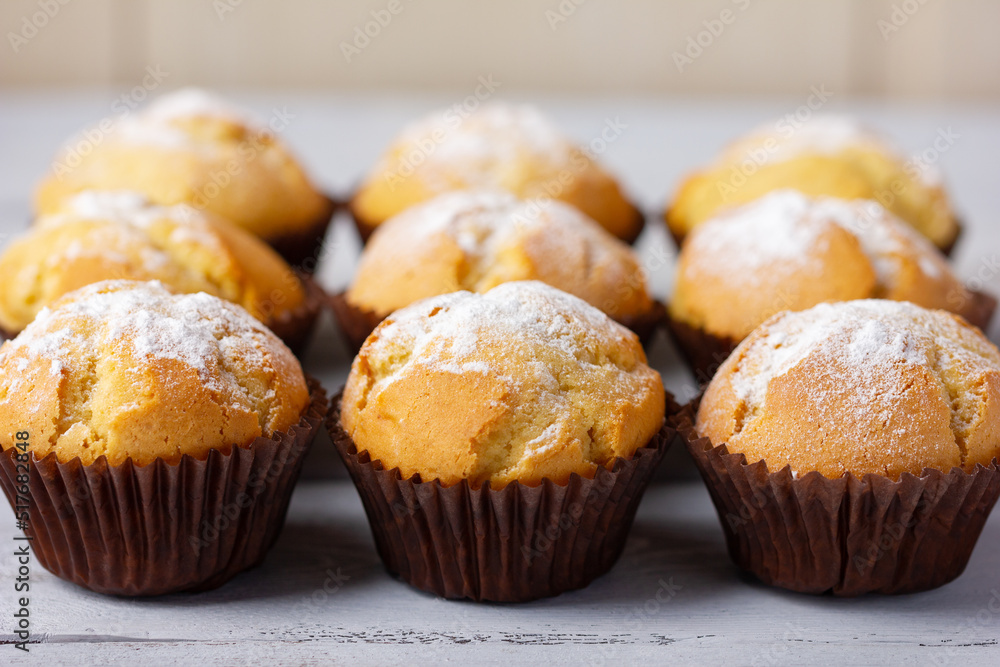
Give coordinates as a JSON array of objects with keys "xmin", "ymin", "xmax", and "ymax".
[
  {"xmin": 696, "ymin": 299, "xmax": 1000, "ymax": 480},
  {"xmin": 350, "ymin": 103, "xmax": 643, "ymax": 242},
  {"xmin": 0, "ymin": 190, "xmax": 307, "ymax": 334},
  {"xmin": 670, "ymin": 189, "xmax": 980, "ymax": 342},
  {"xmin": 340, "ymin": 281, "xmax": 665, "ymax": 488},
  {"xmin": 0, "ymin": 280, "xmax": 309, "ymax": 466},
  {"xmin": 346, "ymin": 189, "xmax": 656, "ymax": 322}
]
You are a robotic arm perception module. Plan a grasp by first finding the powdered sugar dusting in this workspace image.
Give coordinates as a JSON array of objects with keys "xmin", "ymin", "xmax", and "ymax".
[
  {"xmin": 43, "ymin": 190, "xmax": 225, "ymax": 257},
  {"xmin": 389, "ymin": 103, "xmax": 573, "ymax": 187},
  {"xmin": 141, "ymin": 88, "xmax": 252, "ymax": 124},
  {"xmin": 370, "ymin": 281, "xmax": 634, "ymax": 384},
  {"xmin": 730, "ymin": 300, "xmax": 932, "ymax": 411},
  {"xmin": 3, "ymin": 281, "xmax": 275, "ymax": 390},
  {"xmin": 368, "ymin": 188, "xmax": 615, "ymax": 273},
  {"xmin": 728, "ymin": 115, "xmax": 891, "ymax": 166},
  {"xmin": 689, "ymin": 190, "xmax": 824, "ymax": 277},
  {"xmin": 688, "ymin": 189, "xmax": 954, "ymax": 290},
  {"xmin": 109, "ymin": 88, "xmax": 260, "ymax": 148}
]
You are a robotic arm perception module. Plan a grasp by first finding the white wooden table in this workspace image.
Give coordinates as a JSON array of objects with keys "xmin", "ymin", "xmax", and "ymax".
[{"xmin": 1, "ymin": 90, "xmax": 999, "ymax": 665}]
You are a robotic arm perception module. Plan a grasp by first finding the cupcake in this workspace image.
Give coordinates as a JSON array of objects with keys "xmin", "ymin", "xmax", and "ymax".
[
  {"xmin": 667, "ymin": 190, "xmax": 995, "ymax": 381},
  {"xmin": 34, "ymin": 88, "xmax": 335, "ymax": 269},
  {"xmin": 350, "ymin": 103, "xmax": 644, "ymax": 243},
  {"xmin": 0, "ymin": 280, "xmax": 327, "ymax": 595},
  {"xmin": 0, "ymin": 191, "xmax": 322, "ymax": 352},
  {"xmin": 328, "ymin": 281, "xmax": 675, "ymax": 601},
  {"xmin": 332, "ymin": 190, "xmax": 663, "ymax": 351},
  {"xmin": 678, "ymin": 299, "xmax": 1000, "ymax": 595},
  {"xmin": 667, "ymin": 115, "xmax": 961, "ymax": 253}
]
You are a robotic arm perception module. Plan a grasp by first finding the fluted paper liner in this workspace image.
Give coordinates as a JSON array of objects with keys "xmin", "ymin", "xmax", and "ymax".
[
  {"xmin": 330, "ymin": 290, "xmax": 665, "ymax": 354},
  {"xmin": 666, "ymin": 314, "xmax": 740, "ymax": 386},
  {"xmin": 674, "ymin": 403, "xmax": 1000, "ymax": 596},
  {"xmin": 666, "ymin": 290, "xmax": 996, "ymax": 386},
  {"xmin": 266, "ymin": 193, "xmax": 338, "ymax": 272},
  {"xmin": 0, "ymin": 378, "xmax": 328, "ymax": 596},
  {"xmin": 348, "ymin": 196, "xmax": 647, "ymax": 246},
  {"xmin": 267, "ymin": 273, "xmax": 326, "ymax": 355},
  {"xmin": 327, "ymin": 393, "xmax": 676, "ymax": 602}
]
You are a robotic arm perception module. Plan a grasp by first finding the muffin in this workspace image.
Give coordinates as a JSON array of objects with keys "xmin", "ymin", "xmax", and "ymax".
[
  {"xmin": 350, "ymin": 103, "xmax": 644, "ymax": 243},
  {"xmin": 333, "ymin": 190, "xmax": 662, "ymax": 350},
  {"xmin": 666, "ymin": 115, "xmax": 961, "ymax": 253},
  {"xmin": 0, "ymin": 280, "xmax": 327, "ymax": 595},
  {"xmin": 328, "ymin": 281, "xmax": 675, "ymax": 601},
  {"xmin": 34, "ymin": 88, "xmax": 335, "ymax": 269},
  {"xmin": 0, "ymin": 191, "xmax": 321, "ymax": 351},
  {"xmin": 677, "ymin": 299, "xmax": 1000, "ymax": 595},
  {"xmin": 667, "ymin": 189, "xmax": 995, "ymax": 381}
]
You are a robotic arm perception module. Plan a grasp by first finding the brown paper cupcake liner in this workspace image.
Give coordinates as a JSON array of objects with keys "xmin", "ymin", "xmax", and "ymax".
[
  {"xmin": 327, "ymin": 291, "xmax": 385, "ymax": 353},
  {"xmin": 330, "ymin": 290, "xmax": 665, "ymax": 354},
  {"xmin": 348, "ymin": 196, "xmax": 646, "ymax": 246},
  {"xmin": 327, "ymin": 392, "xmax": 677, "ymax": 602},
  {"xmin": 0, "ymin": 378, "xmax": 328, "ymax": 597},
  {"xmin": 265, "ymin": 193, "xmax": 339, "ymax": 272},
  {"xmin": 961, "ymin": 289, "xmax": 997, "ymax": 333},
  {"xmin": 664, "ymin": 208, "xmax": 964, "ymax": 258},
  {"xmin": 666, "ymin": 315, "xmax": 740, "ymax": 386},
  {"xmin": 266, "ymin": 273, "xmax": 326, "ymax": 356},
  {"xmin": 673, "ymin": 403, "xmax": 1000, "ymax": 596}
]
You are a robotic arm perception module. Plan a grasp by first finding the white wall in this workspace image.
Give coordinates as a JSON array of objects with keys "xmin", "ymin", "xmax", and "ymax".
[{"xmin": 2, "ymin": 0, "xmax": 999, "ymax": 100}]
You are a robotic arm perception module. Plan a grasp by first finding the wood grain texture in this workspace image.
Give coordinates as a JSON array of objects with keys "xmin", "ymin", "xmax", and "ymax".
[{"xmin": 0, "ymin": 481, "xmax": 998, "ymax": 664}]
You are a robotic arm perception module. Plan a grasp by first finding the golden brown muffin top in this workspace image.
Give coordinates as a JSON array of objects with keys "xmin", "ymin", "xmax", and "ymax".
[
  {"xmin": 0, "ymin": 280, "xmax": 309, "ymax": 466},
  {"xmin": 340, "ymin": 281, "xmax": 665, "ymax": 488},
  {"xmin": 347, "ymin": 189, "xmax": 655, "ymax": 321},
  {"xmin": 350, "ymin": 103, "xmax": 642, "ymax": 241},
  {"xmin": 667, "ymin": 115, "xmax": 958, "ymax": 249},
  {"xmin": 34, "ymin": 88, "xmax": 330, "ymax": 240},
  {"xmin": 670, "ymin": 189, "xmax": 974, "ymax": 340},
  {"xmin": 0, "ymin": 191, "xmax": 306, "ymax": 333},
  {"xmin": 697, "ymin": 300, "xmax": 1000, "ymax": 480}
]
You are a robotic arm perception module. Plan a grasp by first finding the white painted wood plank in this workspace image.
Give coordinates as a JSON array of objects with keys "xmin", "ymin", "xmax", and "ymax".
[{"xmin": 0, "ymin": 482, "xmax": 998, "ymax": 664}]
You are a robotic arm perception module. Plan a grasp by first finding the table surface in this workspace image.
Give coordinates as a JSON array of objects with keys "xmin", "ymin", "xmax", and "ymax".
[{"xmin": 1, "ymin": 90, "xmax": 1000, "ymax": 665}]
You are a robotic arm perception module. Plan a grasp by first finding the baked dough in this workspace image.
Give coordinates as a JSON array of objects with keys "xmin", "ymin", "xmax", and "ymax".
[
  {"xmin": 341, "ymin": 281, "xmax": 665, "ymax": 488},
  {"xmin": 697, "ymin": 299, "xmax": 1000, "ymax": 479},
  {"xmin": 0, "ymin": 280, "xmax": 309, "ymax": 466}
]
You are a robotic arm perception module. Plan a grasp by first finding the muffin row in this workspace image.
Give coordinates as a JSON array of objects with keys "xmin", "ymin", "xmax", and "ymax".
[
  {"xmin": 2, "ymin": 278, "xmax": 998, "ymax": 600},
  {"xmin": 0, "ymin": 89, "xmax": 998, "ymax": 604}
]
